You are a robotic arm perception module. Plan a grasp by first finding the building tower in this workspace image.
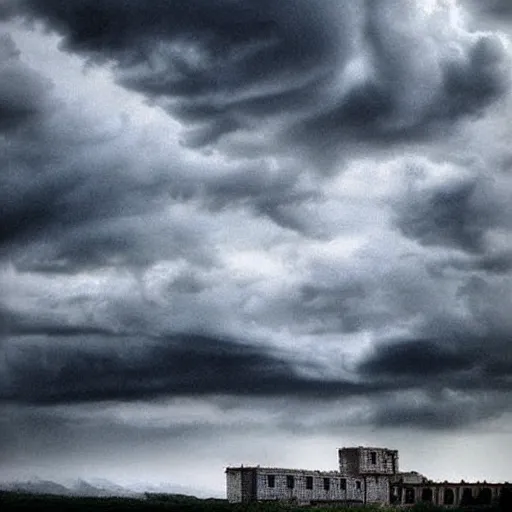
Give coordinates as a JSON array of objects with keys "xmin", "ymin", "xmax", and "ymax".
[{"xmin": 338, "ymin": 446, "xmax": 399, "ymax": 504}]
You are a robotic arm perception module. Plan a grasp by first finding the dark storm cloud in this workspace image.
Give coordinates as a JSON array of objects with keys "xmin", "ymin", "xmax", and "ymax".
[
  {"xmin": 2, "ymin": 151, "xmax": 315, "ymax": 272},
  {"xmin": 367, "ymin": 389, "xmax": 510, "ymax": 429},
  {"xmin": 291, "ymin": 7, "xmax": 509, "ymax": 152},
  {"xmin": 394, "ymin": 177, "xmax": 488, "ymax": 252},
  {"xmin": 0, "ymin": 157, "xmax": 205, "ymax": 272},
  {"xmin": 0, "ymin": 33, "xmax": 53, "ymax": 132},
  {"xmin": 425, "ymin": 248, "xmax": 512, "ymax": 277},
  {"xmin": 358, "ymin": 332, "xmax": 512, "ymax": 393},
  {"xmin": 2, "ymin": 292, "xmax": 511, "ymax": 429},
  {"xmin": 0, "ymin": 304, "xmax": 114, "ymax": 337},
  {"xmin": 359, "ymin": 339, "xmax": 474, "ymax": 377},
  {"xmin": 0, "ymin": 35, "xmax": 213, "ymax": 272},
  {"xmin": 391, "ymin": 159, "xmax": 512, "ymax": 255},
  {"xmin": 0, "ymin": 403, "xmax": 224, "ymax": 461},
  {"xmin": 2, "ymin": 0, "xmax": 510, "ymax": 278},
  {"xmin": 0, "ymin": 32, "xmax": 323, "ymax": 274},
  {"xmin": 7, "ymin": 0, "xmax": 510, "ymax": 158},
  {"xmin": 355, "ymin": 330, "xmax": 512, "ymax": 428},
  {"xmin": 354, "ymin": 269, "xmax": 512, "ymax": 427},
  {"xmin": 9, "ymin": 0, "xmax": 342, "ymax": 137},
  {"xmin": 201, "ymin": 164, "xmax": 323, "ymax": 235},
  {"xmin": 1, "ymin": 332, "xmax": 381, "ymax": 405},
  {"xmin": 1, "ymin": 0, "xmax": 512, "ymax": 441},
  {"xmin": 457, "ymin": 251, "xmax": 512, "ymax": 274},
  {"xmin": 294, "ymin": 281, "xmax": 371, "ymax": 334}
]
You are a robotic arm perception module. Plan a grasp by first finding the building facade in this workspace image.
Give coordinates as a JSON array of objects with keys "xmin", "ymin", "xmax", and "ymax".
[
  {"xmin": 390, "ymin": 480, "xmax": 507, "ymax": 508},
  {"xmin": 226, "ymin": 445, "xmax": 510, "ymax": 507},
  {"xmin": 225, "ymin": 467, "xmax": 365, "ymax": 505}
]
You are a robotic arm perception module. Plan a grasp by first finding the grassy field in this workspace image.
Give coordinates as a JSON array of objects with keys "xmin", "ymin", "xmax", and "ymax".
[{"xmin": 0, "ymin": 492, "xmax": 507, "ymax": 512}]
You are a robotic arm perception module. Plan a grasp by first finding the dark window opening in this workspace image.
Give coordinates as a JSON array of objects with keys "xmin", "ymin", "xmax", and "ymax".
[
  {"xmin": 340, "ymin": 478, "xmax": 347, "ymax": 491},
  {"xmin": 421, "ymin": 488, "xmax": 433, "ymax": 502},
  {"xmin": 370, "ymin": 451, "xmax": 377, "ymax": 464},
  {"xmin": 461, "ymin": 487, "xmax": 473, "ymax": 506},
  {"xmin": 390, "ymin": 487, "xmax": 401, "ymax": 504},
  {"xmin": 356, "ymin": 481, "xmax": 361, "ymax": 491},
  {"xmin": 267, "ymin": 475, "xmax": 275, "ymax": 488},
  {"xmin": 443, "ymin": 488, "xmax": 454, "ymax": 505},
  {"xmin": 323, "ymin": 478, "xmax": 330, "ymax": 491},
  {"xmin": 286, "ymin": 475, "xmax": 295, "ymax": 489},
  {"xmin": 500, "ymin": 487, "xmax": 512, "ymax": 510},
  {"xmin": 405, "ymin": 487, "xmax": 415, "ymax": 504},
  {"xmin": 478, "ymin": 487, "xmax": 492, "ymax": 505},
  {"xmin": 306, "ymin": 476, "xmax": 313, "ymax": 490}
]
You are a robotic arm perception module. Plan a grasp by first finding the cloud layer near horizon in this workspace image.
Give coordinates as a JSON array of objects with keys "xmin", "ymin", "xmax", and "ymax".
[{"xmin": 2, "ymin": 0, "xmax": 512, "ymax": 486}]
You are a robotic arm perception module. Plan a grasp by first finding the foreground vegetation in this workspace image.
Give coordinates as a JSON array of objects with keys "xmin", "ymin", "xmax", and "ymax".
[{"xmin": 0, "ymin": 492, "xmax": 508, "ymax": 512}]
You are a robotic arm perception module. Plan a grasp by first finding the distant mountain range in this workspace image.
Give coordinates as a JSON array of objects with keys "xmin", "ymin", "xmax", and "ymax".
[
  {"xmin": 0, "ymin": 478, "xmax": 221, "ymax": 499},
  {"xmin": 0, "ymin": 478, "xmax": 141, "ymax": 498}
]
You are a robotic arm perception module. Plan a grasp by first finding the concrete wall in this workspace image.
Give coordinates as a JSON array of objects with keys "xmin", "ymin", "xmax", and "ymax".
[
  {"xmin": 393, "ymin": 482, "xmax": 507, "ymax": 508},
  {"xmin": 392, "ymin": 471, "xmax": 427, "ymax": 484},
  {"xmin": 226, "ymin": 468, "xmax": 257, "ymax": 503},
  {"xmin": 226, "ymin": 469, "xmax": 242, "ymax": 503},
  {"xmin": 338, "ymin": 447, "xmax": 398, "ymax": 477},
  {"xmin": 360, "ymin": 447, "xmax": 398, "ymax": 475},
  {"xmin": 338, "ymin": 448, "xmax": 360, "ymax": 477},
  {"xmin": 364, "ymin": 475, "xmax": 390, "ymax": 504},
  {"xmin": 226, "ymin": 467, "xmax": 365, "ymax": 504},
  {"xmin": 241, "ymin": 468, "xmax": 256, "ymax": 502}
]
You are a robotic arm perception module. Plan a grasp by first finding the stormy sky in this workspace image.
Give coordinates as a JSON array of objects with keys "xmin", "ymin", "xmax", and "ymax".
[{"xmin": 1, "ymin": 0, "xmax": 512, "ymax": 495}]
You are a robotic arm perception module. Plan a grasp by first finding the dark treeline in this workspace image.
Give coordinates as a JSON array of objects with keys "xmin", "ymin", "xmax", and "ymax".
[{"xmin": 1, "ymin": 492, "xmax": 511, "ymax": 512}]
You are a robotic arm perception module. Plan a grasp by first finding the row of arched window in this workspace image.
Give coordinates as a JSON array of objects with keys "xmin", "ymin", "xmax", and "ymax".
[{"xmin": 402, "ymin": 486, "xmax": 492, "ymax": 505}]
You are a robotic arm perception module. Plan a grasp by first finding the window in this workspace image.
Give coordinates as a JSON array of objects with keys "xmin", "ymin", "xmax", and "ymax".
[
  {"xmin": 267, "ymin": 475, "xmax": 275, "ymax": 488},
  {"xmin": 421, "ymin": 488, "xmax": 433, "ymax": 502},
  {"xmin": 443, "ymin": 489, "xmax": 454, "ymax": 506},
  {"xmin": 370, "ymin": 451, "xmax": 377, "ymax": 464},
  {"xmin": 286, "ymin": 475, "xmax": 295, "ymax": 489},
  {"xmin": 323, "ymin": 478, "xmax": 330, "ymax": 491},
  {"xmin": 340, "ymin": 478, "xmax": 347, "ymax": 491},
  {"xmin": 306, "ymin": 476, "xmax": 313, "ymax": 490},
  {"xmin": 461, "ymin": 488, "xmax": 473, "ymax": 506},
  {"xmin": 478, "ymin": 488, "xmax": 492, "ymax": 505},
  {"xmin": 356, "ymin": 481, "xmax": 361, "ymax": 491}
]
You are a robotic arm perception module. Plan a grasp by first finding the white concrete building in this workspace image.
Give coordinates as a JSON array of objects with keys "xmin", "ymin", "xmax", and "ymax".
[
  {"xmin": 226, "ymin": 467, "xmax": 364, "ymax": 505},
  {"xmin": 226, "ymin": 445, "xmax": 510, "ymax": 507},
  {"xmin": 226, "ymin": 446, "xmax": 397, "ymax": 505}
]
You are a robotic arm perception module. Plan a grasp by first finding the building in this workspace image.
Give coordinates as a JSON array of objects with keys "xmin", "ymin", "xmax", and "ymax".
[
  {"xmin": 226, "ymin": 445, "xmax": 510, "ymax": 507},
  {"xmin": 225, "ymin": 467, "xmax": 365, "ymax": 506}
]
